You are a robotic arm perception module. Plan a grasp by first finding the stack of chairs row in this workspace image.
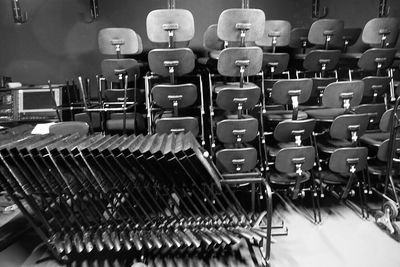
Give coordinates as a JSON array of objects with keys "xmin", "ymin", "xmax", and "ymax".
[
  {"xmin": 0, "ymin": 122, "xmax": 273, "ymax": 266},
  {"xmin": 49, "ymin": 0, "xmax": 400, "ymax": 243},
  {"xmin": 145, "ymin": 0, "xmax": 205, "ymax": 146}
]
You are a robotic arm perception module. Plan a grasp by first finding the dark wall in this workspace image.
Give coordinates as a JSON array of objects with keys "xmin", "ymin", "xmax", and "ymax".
[{"xmin": 0, "ymin": 0, "xmax": 398, "ymax": 84}]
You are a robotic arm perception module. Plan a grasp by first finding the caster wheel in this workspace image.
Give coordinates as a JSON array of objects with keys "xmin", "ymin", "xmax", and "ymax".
[
  {"xmin": 374, "ymin": 210, "xmax": 386, "ymax": 230},
  {"xmin": 383, "ymin": 201, "xmax": 399, "ymax": 220}
]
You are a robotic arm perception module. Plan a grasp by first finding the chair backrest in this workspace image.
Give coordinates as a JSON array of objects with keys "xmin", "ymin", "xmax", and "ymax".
[
  {"xmin": 354, "ymin": 103, "xmax": 386, "ymax": 128},
  {"xmin": 376, "ymin": 138, "xmax": 400, "ymax": 162},
  {"xmin": 155, "ymin": 117, "xmax": 199, "ymax": 136},
  {"xmin": 101, "ymin": 59, "xmax": 141, "ymax": 83},
  {"xmin": 273, "ymin": 119, "xmax": 316, "ymax": 143},
  {"xmin": 270, "ymin": 78, "xmax": 313, "ymax": 105},
  {"xmin": 216, "ymin": 117, "xmax": 258, "ymax": 144},
  {"xmin": 148, "ymin": 48, "xmax": 195, "ymax": 77},
  {"xmin": 203, "ymin": 24, "xmax": 225, "ymax": 51},
  {"xmin": 262, "ymin": 53, "xmax": 290, "ymax": 74},
  {"xmin": 146, "ymin": 9, "xmax": 195, "ymax": 44},
  {"xmin": 104, "ymin": 88, "xmax": 135, "ymax": 102},
  {"xmin": 357, "ymin": 48, "xmax": 397, "ymax": 71},
  {"xmin": 49, "ymin": 121, "xmax": 89, "ymax": 138},
  {"xmin": 342, "ymin": 28, "xmax": 362, "ymax": 47},
  {"xmin": 308, "ymin": 19, "xmax": 344, "ymax": 48},
  {"xmin": 379, "ymin": 108, "xmax": 400, "ymax": 132},
  {"xmin": 289, "ymin": 27, "xmax": 311, "ymax": 49},
  {"xmin": 361, "ymin": 76, "xmax": 391, "ymax": 98},
  {"xmin": 217, "ymin": 8, "xmax": 265, "ymax": 43},
  {"xmin": 152, "ymin": 83, "xmax": 197, "ymax": 109},
  {"xmin": 216, "ymin": 147, "xmax": 258, "ymax": 173},
  {"xmin": 329, "ymin": 114, "xmax": 370, "ymax": 141},
  {"xmin": 303, "ymin": 50, "xmax": 341, "ymax": 72},
  {"xmin": 329, "ymin": 147, "xmax": 368, "ymax": 174},
  {"xmin": 309, "ymin": 77, "xmax": 336, "ymax": 98},
  {"xmin": 256, "ymin": 20, "xmax": 292, "ymax": 48},
  {"xmin": 217, "ymin": 47, "xmax": 263, "ymax": 77},
  {"xmin": 362, "ymin": 17, "xmax": 399, "ymax": 47},
  {"xmin": 321, "ymin": 81, "xmax": 364, "ymax": 109},
  {"xmin": 216, "ymin": 87, "xmax": 261, "ymax": 112},
  {"xmin": 275, "ymin": 146, "xmax": 315, "ymax": 174},
  {"xmin": 98, "ymin": 28, "xmax": 143, "ymax": 55}
]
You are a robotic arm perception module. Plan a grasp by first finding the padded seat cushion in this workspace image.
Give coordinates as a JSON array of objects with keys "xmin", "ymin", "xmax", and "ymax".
[
  {"xmin": 318, "ymin": 170, "xmax": 348, "ymax": 184},
  {"xmin": 305, "ymin": 108, "xmax": 345, "ymax": 121},
  {"xmin": 360, "ymin": 132, "xmax": 390, "ymax": 146},
  {"xmin": 74, "ymin": 112, "xmax": 101, "ymax": 129},
  {"xmin": 269, "ymin": 171, "xmax": 310, "ymax": 185},
  {"xmin": 267, "ymin": 142, "xmax": 297, "ymax": 157},
  {"xmin": 214, "ymin": 82, "xmax": 259, "ymax": 94},
  {"xmin": 263, "ymin": 110, "xmax": 308, "ymax": 121},
  {"xmin": 317, "ymin": 139, "xmax": 354, "ymax": 154},
  {"xmin": 106, "ymin": 119, "xmax": 136, "ymax": 131}
]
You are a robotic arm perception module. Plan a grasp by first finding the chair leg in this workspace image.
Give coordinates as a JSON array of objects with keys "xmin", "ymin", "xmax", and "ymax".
[{"xmin": 310, "ymin": 171, "xmax": 322, "ymax": 224}]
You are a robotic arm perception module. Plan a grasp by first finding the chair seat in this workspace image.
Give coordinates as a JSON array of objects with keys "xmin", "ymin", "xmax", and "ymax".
[
  {"xmin": 263, "ymin": 110, "xmax": 308, "ymax": 121},
  {"xmin": 317, "ymin": 139, "xmax": 354, "ymax": 154},
  {"xmin": 106, "ymin": 118, "xmax": 136, "ymax": 131},
  {"xmin": 267, "ymin": 142, "xmax": 297, "ymax": 157},
  {"xmin": 318, "ymin": 170, "xmax": 348, "ymax": 185},
  {"xmin": 299, "ymin": 104, "xmax": 322, "ymax": 110},
  {"xmin": 214, "ymin": 82, "xmax": 259, "ymax": 94},
  {"xmin": 74, "ymin": 112, "xmax": 101, "ymax": 129},
  {"xmin": 107, "ymin": 113, "xmax": 145, "ymax": 132},
  {"xmin": 305, "ymin": 108, "xmax": 345, "ymax": 121},
  {"xmin": 222, "ymin": 172, "xmax": 262, "ymax": 180},
  {"xmin": 360, "ymin": 132, "xmax": 390, "ymax": 147},
  {"xmin": 269, "ymin": 171, "xmax": 310, "ymax": 185}
]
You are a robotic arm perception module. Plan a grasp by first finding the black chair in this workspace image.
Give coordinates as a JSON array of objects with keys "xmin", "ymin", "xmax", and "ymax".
[
  {"xmin": 318, "ymin": 147, "xmax": 369, "ymax": 218},
  {"xmin": 304, "ymin": 81, "xmax": 364, "ymax": 122}
]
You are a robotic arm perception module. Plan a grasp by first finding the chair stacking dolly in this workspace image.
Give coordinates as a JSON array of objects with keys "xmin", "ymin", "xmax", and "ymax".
[{"xmin": 0, "ymin": 128, "xmax": 274, "ymax": 266}]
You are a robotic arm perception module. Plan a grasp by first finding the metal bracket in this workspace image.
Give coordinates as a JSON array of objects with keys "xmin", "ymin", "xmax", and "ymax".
[
  {"xmin": 85, "ymin": 0, "xmax": 99, "ymax": 23},
  {"xmin": 11, "ymin": 0, "xmax": 27, "ymax": 24},
  {"xmin": 312, "ymin": 0, "xmax": 328, "ymax": 19},
  {"xmin": 378, "ymin": 0, "xmax": 390, "ymax": 17}
]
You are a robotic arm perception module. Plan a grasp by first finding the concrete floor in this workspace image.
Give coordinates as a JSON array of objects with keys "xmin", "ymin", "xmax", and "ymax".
[
  {"xmin": 0, "ymin": 200, "xmax": 399, "ymax": 267},
  {"xmin": 270, "ymin": 199, "xmax": 400, "ymax": 267}
]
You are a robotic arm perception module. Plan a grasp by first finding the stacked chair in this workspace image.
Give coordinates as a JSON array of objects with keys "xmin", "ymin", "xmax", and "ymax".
[
  {"xmin": 98, "ymin": 27, "xmax": 144, "ymax": 134},
  {"xmin": 261, "ymin": 78, "xmax": 321, "ymax": 223},
  {"xmin": 302, "ymin": 79, "xmax": 371, "ymax": 218},
  {"xmin": 366, "ymin": 98, "xmax": 400, "ymax": 241},
  {"xmin": 294, "ymin": 19, "xmax": 343, "ymax": 109},
  {"xmin": 209, "ymin": 1, "xmax": 264, "ymax": 174},
  {"xmin": 297, "ymin": 19, "xmax": 343, "ymax": 79},
  {"xmin": 75, "ymin": 28, "xmax": 144, "ymax": 134},
  {"xmin": 145, "ymin": 0, "xmax": 205, "ymax": 144},
  {"xmin": 256, "ymin": 20, "xmax": 292, "ymax": 113},
  {"xmin": 348, "ymin": 17, "xmax": 399, "ymax": 100},
  {"xmin": 207, "ymin": 4, "xmax": 280, "ymax": 264}
]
